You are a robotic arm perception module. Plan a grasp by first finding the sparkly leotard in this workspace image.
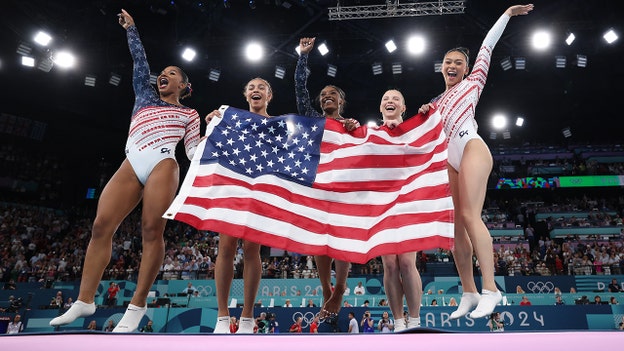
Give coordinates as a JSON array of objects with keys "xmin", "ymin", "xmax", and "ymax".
[
  {"xmin": 124, "ymin": 25, "xmax": 200, "ymax": 185},
  {"xmin": 295, "ymin": 53, "xmax": 360, "ymax": 127},
  {"xmin": 432, "ymin": 14, "xmax": 511, "ymax": 171}
]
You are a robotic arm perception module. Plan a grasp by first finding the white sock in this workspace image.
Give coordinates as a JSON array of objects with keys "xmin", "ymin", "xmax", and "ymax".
[
  {"xmin": 50, "ymin": 300, "xmax": 96, "ymax": 326},
  {"xmin": 214, "ymin": 316, "xmax": 231, "ymax": 334},
  {"xmin": 236, "ymin": 317, "xmax": 255, "ymax": 334},
  {"xmin": 470, "ymin": 289, "xmax": 502, "ymax": 319},
  {"xmin": 394, "ymin": 318, "xmax": 406, "ymax": 332},
  {"xmin": 407, "ymin": 316, "xmax": 421, "ymax": 328},
  {"xmin": 112, "ymin": 304, "xmax": 147, "ymax": 333},
  {"xmin": 450, "ymin": 292, "xmax": 481, "ymax": 320}
]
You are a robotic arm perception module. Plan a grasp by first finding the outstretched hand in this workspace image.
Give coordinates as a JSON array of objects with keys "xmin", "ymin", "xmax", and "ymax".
[
  {"xmin": 118, "ymin": 9, "xmax": 135, "ymax": 30},
  {"xmin": 299, "ymin": 37, "xmax": 316, "ymax": 55},
  {"xmin": 506, "ymin": 4, "xmax": 534, "ymax": 17}
]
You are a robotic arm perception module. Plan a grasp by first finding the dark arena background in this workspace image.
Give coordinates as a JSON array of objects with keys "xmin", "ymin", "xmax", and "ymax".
[{"xmin": 1, "ymin": 0, "xmax": 623, "ymax": 349}]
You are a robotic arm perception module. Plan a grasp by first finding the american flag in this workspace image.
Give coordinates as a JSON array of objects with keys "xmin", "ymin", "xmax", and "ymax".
[{"xmin": 164, "ymin": 105, "xmax": 453, "ymax": 263}]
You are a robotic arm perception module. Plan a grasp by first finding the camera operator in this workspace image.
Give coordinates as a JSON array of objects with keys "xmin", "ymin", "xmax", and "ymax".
[
  {"xmin": 488, "ymin": 312, "xmax": 504, "ymax": 332},
  {"xmin": 360, "ymin": 311, "xmax": 375, "ymax": 333},
  {"xmin": 377, "ymin": 311, "xmax": 394, "ymax": 333}
]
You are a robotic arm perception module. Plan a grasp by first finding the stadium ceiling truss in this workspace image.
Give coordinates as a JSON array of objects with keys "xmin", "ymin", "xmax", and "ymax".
[{"xmin": 328, "ymin": 0, "xmax": 466, "ymax": 20}]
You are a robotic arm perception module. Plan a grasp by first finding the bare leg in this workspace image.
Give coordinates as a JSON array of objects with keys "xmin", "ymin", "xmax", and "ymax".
[
  {"xmin": 458, "ymin": 140, "xmax": 501, "ymax": 318},
  {"xmin": 321, "ymin": 259, "xmax": 349, "ymax": 316},
  {"xmin": 114, "ymin": 160, "xmax": 178, "ymax": 333},
  {"xmin": 458, "ymin": 140, "xmax": 496, "ymax": 292},
  {"xmin": 215, "ymin": 234, "xmax": 238, "ymax": 317},
  {"xmin": 129, "ymin": 159, "xmax": 178, "ymax": 307},
  {"xmin": 79, "ymin": 160, "xmax": 143, "ymax": 303},
  {"xmin": 397, "ymin": 252, "xmax": 422, "ymax": 322},
  {"xmin": 381, "ymin": 255, "xmax": 404, "ymax": 320},
  {"xmin": 51, "ymin": 160, "xmax": 142, "ymax": 327},
  {"xmin": 314, "ymin": 255, "xmax": 333, "ymax": 304},
  {"xmin": 240, "ymin": 240, "xmax": 261, "ymax": 319},
  {"xmin": 448, "ymin": 166, "xmax": 478, "ymax": 295}
]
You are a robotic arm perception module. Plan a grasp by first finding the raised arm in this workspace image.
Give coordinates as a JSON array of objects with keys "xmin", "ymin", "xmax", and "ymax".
[
  {"xmin": 119, "ymin": 9, "xmax": 158, "ymax": 113},
  {"xmin": 294, "ymin": 37, "xmax": 322, "ymax": 118},
  {"xmin": 469, "ymin": 4, "xmax": 534, "ymax": 89}
]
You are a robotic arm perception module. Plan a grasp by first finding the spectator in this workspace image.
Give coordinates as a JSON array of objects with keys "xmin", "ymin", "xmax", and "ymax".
[
  {"xmin": 268, "ymin": 313, "xmax": 280, "ymax": 333},
  {"xmin": 378, "ymin": 311, "xmax": 394, "ymax": 333},
  {"xmin": 309, "ymin": 315, "xmax": 319, "ymax": 333},
  {"xmin": 104, "ymin": 282, "xmax": 120, "ymax": 307},
  {"xmin": 488, "ymin": 312, "xmax": 504, "ymax": 332},
  {"xmin": 608, "ymin": 278, "xmax": 622, "ymax": 292},
  {"xmin": 519, "ymin": 295, "xmax": 532, "ymax": 306},
  {"xmin": 6, "ymin": 314, "xmax": 23, "ymax": 334},
  {"xmin": 181, "ymin": 282, "xmax": 197, "ymax": 295},
  {"xmin": 229, "ymin": 316, "xmax": 238, "ymax": 334},
  {"xmin": 288, "ymin": 316, "xmax": 302, "ymax": 333},
  {"xmin": 360, "ymin": 311, "xmax": 375, "ymax": 333},
  {"xmin": 86, "ymin": 320, "xmax": 97, "ymax": 331},
  {"xmin": 140, "ymin": 320, "xmax": 154, "ymax": 332},
  {"xmin": 347, "ymin": 312, "xmax": 359, "ymax": 333},
  {"xmin": 353, "ymin": 282, "xmax": 365, "ymax": 295},
  {"xmin": 104, "ymin": 319, "xmax": 115, "ymax": 332}
]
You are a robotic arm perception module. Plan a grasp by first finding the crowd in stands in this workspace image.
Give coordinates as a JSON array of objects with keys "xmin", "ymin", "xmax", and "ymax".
[{"xmin": 1, "ymin": 141, "xmax": 623, "ymax": 291}]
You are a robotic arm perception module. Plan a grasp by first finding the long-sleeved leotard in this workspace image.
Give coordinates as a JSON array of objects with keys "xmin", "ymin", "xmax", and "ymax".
[
  {"xmin": 124, "ymin": 25, "xmax": 200, "ymax": 185},
  {"xmin": 432, "ymin": 13, "xmax": 511, "ymax": 170},
  {"xmin": 294, "ymin": 53, "xmax": 360, "ymax": 127}
]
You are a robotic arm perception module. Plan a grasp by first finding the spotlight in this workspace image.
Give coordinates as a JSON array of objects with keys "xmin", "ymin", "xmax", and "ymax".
[
  {"xmin": 327, "ymin": 64, "xmax": 337, "ymax": 78},
  {"xmin": 434, "ymin": 60, "xmax": 442, "ymax": 73},
  {"xmin": 37, "ymin": 57, "xmax": 54, "ymax": 72},
  {"xmin": 317, "ymin": 43, "xmax": 329, "ymax": 56},
  {"xmin": 181, "ymin": 48, "xmax": 196, "ymax": 62},
  {"xmin": 603, "ymin": 29, "xmax": 618, "ymax": 44},
  {"xmin": 16, "ymin": 43, "xmax": 32, "ymax": 56},
  {"xmin": 21, "ymin": 56, "xmax": 35, "ymax": 67},
  {"xmin": 565, "ymin": 33, "xmax": 575, "ymax": 46},
  {"xmin": 52, "ymin": 51, "xmax": 75, "ymax": 69},
  {"xmin": 223, "ymin": 0, "xmax": 230, "ymax": 8},
  {"xmin": 34, "ymin": 31, "xmax": 52, "ymax": 46},
  {"xmin": 372, "ymin": 62, "xmax": 382, "ymax": 75},
  {"xmin": 209, "ymin": 68, "xmax": 221, "ymax": 82},
  {"xmin": 531, "ymin": 30, "xmax": 551, "ymax": 50},
  {"xmin": 555, "ymin": 56, "xmax": 566, "ymax": 68},
  {"xmin": 503, "ymin": 131, "xmax": 511, "ymax": 140},
  {"xmin": 245, "ymin": 42, "xmax": 264, "ymax": 61},
  {"xmin": 109, "ymin": 73, "xmax": 122, "ymax": 86},
  {"xmin": 489, "ymin": 132, "xmax": 497, "ymax": 140},
  {"xmin": 406, "ymin": 35, "xmax": 425, "ymax": 55},
  {"xmin": 84, "ymin": 75, "xmax": 97, "ymax": 87},
  {"xmin": 576, "ymin": 54, "xmax": 587, "ymax": 68},
  {"xmin": 274, "ymin": 65, "xmax": 286, "ymax": 79},
  {"xmin": 149, "ymin": 74, "xmax": 158, "ymax": 85},
  {"xmin": 514, "ymin": 57, "xmax": 525, "ymax": 70},
  {"xmin": 562, "ymin": 127, "xmax": 572, "ymax": 138},
  {"xmin": 500, "ymin": 57, "xmax": 512, "ymax": 71},
  {"xmin": 392, "ymin": 63, "xmax": 402, "ymax": 75},
  {"xmin": 385, "ymin": 40, "xmax": 397, "ymax": 53},
  {"xmin": 515, "ymin": 117, "xmax": 524, "ymax": 127},
  {"xmin": 249, "ymin": 0, "xmax": 256, "ymax": 9}
]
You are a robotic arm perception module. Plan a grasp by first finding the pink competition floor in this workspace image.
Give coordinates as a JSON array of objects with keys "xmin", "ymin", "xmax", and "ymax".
[{"xmin": 1, "ymin": 331, "xmax": 621, "ymax": 350}]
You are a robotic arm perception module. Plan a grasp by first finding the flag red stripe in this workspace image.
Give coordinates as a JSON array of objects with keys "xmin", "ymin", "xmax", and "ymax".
[{"xmin": 171, "ymin": 214, "xmax": 452, "ymax": 263}]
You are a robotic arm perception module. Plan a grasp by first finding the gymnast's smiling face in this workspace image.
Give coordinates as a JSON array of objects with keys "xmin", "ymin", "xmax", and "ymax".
[{"xmin": 441, "ymin": 50, "xmax": 469, "ymax": 89}]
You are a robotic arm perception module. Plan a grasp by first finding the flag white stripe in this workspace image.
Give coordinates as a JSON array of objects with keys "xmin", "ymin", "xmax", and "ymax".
[{"xmin": 171, "ymin": 204, "xmax": 453, "ymax": 253}]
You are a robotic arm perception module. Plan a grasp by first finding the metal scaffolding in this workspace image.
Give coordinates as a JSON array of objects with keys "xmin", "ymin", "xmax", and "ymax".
[{"xmin": 328, "ymin": 1, "xmax": 466, "ymax": 21}]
